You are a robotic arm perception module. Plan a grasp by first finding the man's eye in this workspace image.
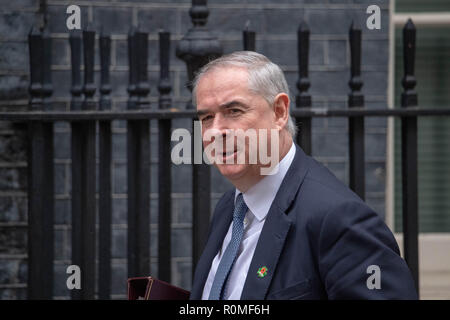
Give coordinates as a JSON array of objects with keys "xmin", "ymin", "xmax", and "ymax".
[{"xmin": 229, "ymin": 109, "xmax": 242, "ymax": 115}]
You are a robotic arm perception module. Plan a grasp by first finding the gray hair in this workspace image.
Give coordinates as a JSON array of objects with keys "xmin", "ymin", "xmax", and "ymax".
[{"xmin": 192, "ymin": 51, "xmax": 298, "ymax": 138}]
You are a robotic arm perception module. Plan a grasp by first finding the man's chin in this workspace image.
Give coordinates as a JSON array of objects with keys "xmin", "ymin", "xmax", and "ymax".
[{"xmin": 216, "ymin": 163, "xmax": 248, "ymax": 181}]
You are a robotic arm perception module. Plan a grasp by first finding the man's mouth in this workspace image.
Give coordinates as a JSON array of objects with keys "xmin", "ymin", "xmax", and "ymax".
[{"xmin": 222, "ymin": 149, "xmax": 237, "ymax": 160}]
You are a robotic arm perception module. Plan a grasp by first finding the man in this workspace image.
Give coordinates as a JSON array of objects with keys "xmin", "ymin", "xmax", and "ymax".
[{"xmin": 190, "ymin": 51, "xmax": 418, "ymax": 300}]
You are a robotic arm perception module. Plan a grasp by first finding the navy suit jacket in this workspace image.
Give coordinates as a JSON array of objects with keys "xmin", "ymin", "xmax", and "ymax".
[{"xmin": 190, "ymin": 144, "xmax": 418, "ymax": 300}]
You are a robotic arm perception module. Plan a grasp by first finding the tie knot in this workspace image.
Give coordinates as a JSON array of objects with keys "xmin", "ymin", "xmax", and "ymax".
[{"xmin": 233, "ymin": 193, "xmax": 247, "ymax": 222}]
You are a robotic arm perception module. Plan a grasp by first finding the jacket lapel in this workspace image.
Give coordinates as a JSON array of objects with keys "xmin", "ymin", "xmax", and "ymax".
[
  {"xmin": 190, "ymin": 190, "xmax": 234, "ymax": 299},
  {"xmin": 240, "ymin": 144, "xmax": 310, "ymax": 299},
  {"xmin": 240, "ymin": 205, "xmax": 292, "ymax": 299}
]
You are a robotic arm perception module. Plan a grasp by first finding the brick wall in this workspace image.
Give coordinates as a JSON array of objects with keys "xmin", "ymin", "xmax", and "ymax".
[
  {"xmin": 0, "ymin": 0, "xmax": 41, "ymax": 299},
  {"xmin": 0, "ymin": 0, "xmax": 390, "ymax": 299}
]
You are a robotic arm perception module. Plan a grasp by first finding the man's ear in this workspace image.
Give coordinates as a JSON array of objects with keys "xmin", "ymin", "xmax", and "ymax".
[{"xmin": 273, "ymin": 93, "xmax": 290, "ymax": 130}]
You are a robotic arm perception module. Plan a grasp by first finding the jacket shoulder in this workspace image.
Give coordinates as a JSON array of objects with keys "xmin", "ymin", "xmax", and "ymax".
[
  {"xmin": 292, "ymin": 158, "xmax": 417, "ymax": 299},
  {"xmin": 295, "ymin": 156, "xmax": 367, "ymax": 218}
]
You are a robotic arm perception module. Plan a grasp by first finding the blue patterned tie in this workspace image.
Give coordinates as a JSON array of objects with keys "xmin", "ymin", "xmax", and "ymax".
[{"xmin": 208, "ymin": 193, "xmax": 248, "ymax": 300}]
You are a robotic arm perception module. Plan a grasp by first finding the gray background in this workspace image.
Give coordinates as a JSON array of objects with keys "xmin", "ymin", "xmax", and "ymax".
[{"xmin": 0, "ymin": 0, "xmax": 389, "ymax": 299}]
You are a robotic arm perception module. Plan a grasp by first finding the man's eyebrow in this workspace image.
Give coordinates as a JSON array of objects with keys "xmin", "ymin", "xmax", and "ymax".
[
  {"xmin": 196, "ymin": 109, "xmax": 209, "ymax": 117},
  {"xmin": 197, "ymin": 100, "xmax": 248, "ymax": 117},
  {"xmin": 218, "ymin": 100, "xmax": 249, "ymax": 110}
]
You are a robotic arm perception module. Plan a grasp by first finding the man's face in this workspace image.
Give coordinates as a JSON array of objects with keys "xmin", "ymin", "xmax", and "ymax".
[{"xmin": 195, "ymin": 66, "xmax": 279, "ymax": 183}]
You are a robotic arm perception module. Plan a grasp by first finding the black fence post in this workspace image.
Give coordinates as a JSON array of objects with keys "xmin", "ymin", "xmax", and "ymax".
[
  {"xmin": 176, "ymin": 0, "xmax": 222, "ymax": 101},
  {"xmin": 243, "ymin": 28, "xmax": 256, "ymax": 51},
  {"xmin": 69, "ymin": 29, "xmax": 82, "ymax": 300},
  {"xmin": 348, "ymin": 22, "xmax": 365, "ymax": 200},
  {"xmin": 82, "ymin": 24, "xmax": 97, "ymax": 299},
  {"xmin": 127, "ymin": 26, "xmax": 151, "ymax": 279},
  {"xmin": 98, "ymin": 28, "xmax": 112, "ymax": 299},
  {"xmin": 158, "ymin": 31, "xmax": 172, "ymax": 282},
  {"xmin": 176, "ymin": 0, "xmax": 222, "ymax": 275},
  {"xmin": 296, "ymin": 21, "xmax": 312, "ymax": 155},
  {"xmin": 71, "ymin": 24, "xmax": 97, "ymax": 300},
  {"xmin": 27, "ymin": 26, "xmax": 54, "ymax": 299},
  {"xmin": 401, "ymin": 19, "xmax": 419, "ymax": 296}
]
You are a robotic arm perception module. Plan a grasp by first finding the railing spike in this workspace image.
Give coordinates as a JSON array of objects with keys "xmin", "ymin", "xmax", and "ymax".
[
  {"xmin": 28, "ymin": 26, "xmax": 43, "ymax": 109},
  {"xmin": 69, "ymin": 30, "xmax": 82, "ymax": 111},
  {"xmin": 127, "ymin": 27, "xmax": 138, "ymax": 110},
  {"xmin": 136, "ymin": 29, "xmax": 150, "ymax": 108},
  {"xmin": 295, "ymin": 19, "xmax": 312, "ymax": 155},
  {"xmin": 82, "ymin": 25, "xmax": 96, "ymax": 110},
  {"xmin": 348, "ymin": 21, "xmax": 366, "ymax": 200},
  {"xmin": 158, "ymin": 30, "xmax": 172, "ymax": 109},
  {"xmin": 42, "ymin": 26, "xmax": 53, "ymax": 109},
  {"xmin": 243, "ymin": 28, "xmax": 256, "ymax": 51},
  {"xmin": 99, "ymin": 29, "xmax": 111, "ymax": 110},
  {"xmin": 401, "ymin": 19, "xmax": 417, "ymax": 107}
]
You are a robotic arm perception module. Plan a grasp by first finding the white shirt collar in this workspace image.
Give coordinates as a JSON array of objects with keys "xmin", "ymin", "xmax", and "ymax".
[{"xmin": 235, "ymin": 142, "xmax": 296, "ymax": 222}]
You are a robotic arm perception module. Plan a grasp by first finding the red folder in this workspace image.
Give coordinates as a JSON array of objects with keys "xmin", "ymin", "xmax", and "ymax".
[{"xmin": 127, "ymin": 276, "xmax": 190, "ymax": 300}]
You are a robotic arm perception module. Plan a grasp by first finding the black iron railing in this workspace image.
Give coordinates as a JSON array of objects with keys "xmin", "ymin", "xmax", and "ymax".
[{"xmin": 1, "ymin": 0, "xmax": 449, "ymax": 300}]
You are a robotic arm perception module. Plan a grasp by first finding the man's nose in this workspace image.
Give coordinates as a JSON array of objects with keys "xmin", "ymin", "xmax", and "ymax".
[{"xmin": 210, "ymin": 114, "xmax": 229, "ymax": 137}]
